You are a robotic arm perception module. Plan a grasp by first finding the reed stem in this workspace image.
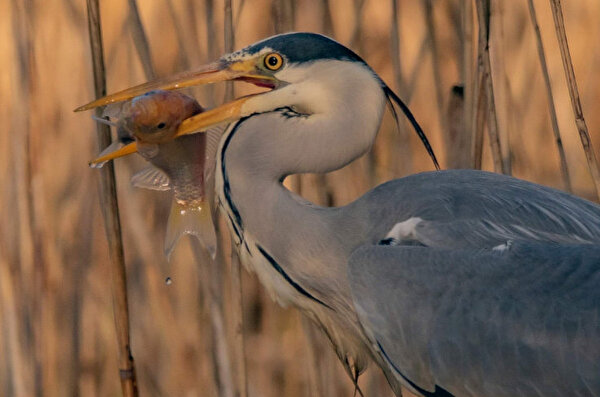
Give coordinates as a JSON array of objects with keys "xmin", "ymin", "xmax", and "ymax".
[
  {"xmin": 390, "ymin": 0, "xmax": 405, "ymax": 96},
  {"xmin": 461, "ymin": 0, "xmax": 475, "ymax": 168},
  {"xmin": 191, "ymin": 239, "xmax": 235, "ymax": 397},
  {"xmin": 84, "ymin": 1, "xmax": 139, "ymax": 395},
  {"xmin": 127, "ymin": 0, "xmax": 155, "ymax": 80},
  {"xmin": 424, "ymin": 0, "xmax": 445, "ymax": 137},
  {"xmin": 474, "ymin": 0, "xmax": 507, "ymax": 174},
  {"xmin": 229, "ymin": 251, "xmax": 248, "ymax": 397},
  {"xmin": 548, "ymin": 0, "xmax": 600, "ymax": 198},
  {"xmin": 490, "ymin": 1, "xmax": 512, "ymax": 174},
  {"xmin": 471, "ymin": 58, "xmax": 486, "ymax": 170},
  {"xmin": 527, "ymin": 0, "xmax": 571, "ymax": 192},
  {"xmin": 224, "ymin": 3, "xmax": 248, "ymax": 396}
]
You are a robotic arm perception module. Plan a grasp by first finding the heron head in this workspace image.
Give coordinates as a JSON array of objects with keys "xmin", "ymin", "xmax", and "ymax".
[{"xmin": 79, "ymin": 32, "xmax": 438, "ymax": 169}]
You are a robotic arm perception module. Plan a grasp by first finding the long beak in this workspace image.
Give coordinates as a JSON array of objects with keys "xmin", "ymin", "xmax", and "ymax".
[
  {"xmin": 75, "ymin": 59, "xmax": 274, "ymax": 112},
  {"xmin": 89, "ymin": 142, "xmax": 138, "ymax": 167},
  {"xmin": 175, "ymin": 94, "xmax": 259, "ymax": 137},
  {"xmin": 80, "ymin": 58, "xmax": 276, "ymax": 165}
]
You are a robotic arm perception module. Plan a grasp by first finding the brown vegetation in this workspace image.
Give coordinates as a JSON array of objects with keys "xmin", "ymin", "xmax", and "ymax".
[{"xmin": 2, "ymin": 0, "xmax": 599, "ymax": 396}]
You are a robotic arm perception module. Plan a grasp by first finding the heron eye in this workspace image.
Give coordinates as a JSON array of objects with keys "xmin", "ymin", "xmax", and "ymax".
[
  {"xmin": 156, "ymin": 122, "xmax": 166, "ymax": 129},
  {"xmin": 264, "ymin": 53, "xmax": 283, "ymax": 71}
]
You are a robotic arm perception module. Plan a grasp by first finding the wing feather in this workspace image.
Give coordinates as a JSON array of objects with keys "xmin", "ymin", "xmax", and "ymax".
[
  {"xmin": 362, "ymin": 170, "xmax": 600, "ymax": 249},
  {"xmin": 348, "ymin": 241, "xmax": 600, "ymax": 397}
]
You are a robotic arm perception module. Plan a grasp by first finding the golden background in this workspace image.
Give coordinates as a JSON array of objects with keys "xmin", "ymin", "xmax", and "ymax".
[{"xmin": 1, "ymin": 0, "xmax": 599, "ymax": 396}]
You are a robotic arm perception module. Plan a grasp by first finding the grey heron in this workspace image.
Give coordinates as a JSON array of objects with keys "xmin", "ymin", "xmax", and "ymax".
[{"xmin": 78, "ymin": 32, "xmax": 600, "ymax": 397}]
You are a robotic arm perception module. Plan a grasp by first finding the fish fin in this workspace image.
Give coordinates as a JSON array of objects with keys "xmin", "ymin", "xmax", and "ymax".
[
  {"xmin": 102, "ymin": 102, "xmax": 126, "ymax": 118},
  {"xmin": 91, "ymin": 114, "xmax": 118, "ymax": 127},
  {"xmin": 204, "ymin": 125, "xmax": 226, "ymax": 182},
  {"xmin": 165, "ymin": 200, "xmax": 217, "ymax": 260},
  {"xmin": 90, "ymin": 141, "xmax": 123, "ymax": 169},
  {"xmin": 131, "ymin": 165, "xmax": 171, "ymax": 191}
]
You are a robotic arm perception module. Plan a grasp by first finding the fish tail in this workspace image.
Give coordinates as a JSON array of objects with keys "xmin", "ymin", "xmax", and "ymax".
[{"xmin": 165, "ymin": 200, "xmax": 217, "ymax": 259}]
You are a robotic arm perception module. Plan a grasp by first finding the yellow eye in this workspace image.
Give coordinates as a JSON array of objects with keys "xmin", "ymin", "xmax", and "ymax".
[{"xmin": 264, "ymin": 53, "xmax": 283, "ymax": 71}]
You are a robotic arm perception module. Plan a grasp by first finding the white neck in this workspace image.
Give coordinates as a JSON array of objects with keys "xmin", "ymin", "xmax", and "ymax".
[{"xmin": 215, "ymin": 60, "xmax": 387, "ymax": 368}]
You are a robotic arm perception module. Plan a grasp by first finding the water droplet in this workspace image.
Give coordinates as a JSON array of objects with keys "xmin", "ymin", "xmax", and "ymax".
[{"xmin": 165, "ymin": 277, "xmax": 172, "ymax": 285}]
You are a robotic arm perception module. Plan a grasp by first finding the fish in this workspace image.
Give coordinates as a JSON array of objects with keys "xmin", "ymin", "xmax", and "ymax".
[{"xmin": 90, "ymin": 90, "xmax": 221, "ymax": 259}]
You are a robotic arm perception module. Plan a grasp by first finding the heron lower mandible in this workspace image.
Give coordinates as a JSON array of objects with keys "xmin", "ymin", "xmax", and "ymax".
[{"xmin": 78, "ymin": 32, "xmax": 600, "ymax": 397}]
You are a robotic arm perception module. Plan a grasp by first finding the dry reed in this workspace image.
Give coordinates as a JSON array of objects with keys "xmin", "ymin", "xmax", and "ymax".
[
  {"xmin": 223, "ymin": 2, "xmax": 248, "ymax": 396},
  {"xmin": 526, "ymin": 0, "xmax": 572, "ymax": 192},
  {"xmin": 461, "ymin": 0, "xmax": 474, "ymax": 168},
  {"xmin": 424, "ymin": 0, "xmax": 445, "ymax": 138},
  {"xmin": 471, "ymin": 60, "xmax": 486, "ymax": 170},
  {"xmin": 390, "ymin": 0, "xmax": 404, "ymax": 96},
  {"xmin": 127, "ymin": 0, "xmax": 155, "ymax": 80},
  {"xmin": 3, "ymin": 1, "xmax": 600, "ymax": 396},
  {"xmin": 474, "ymin": 0, "xmax": 506, "ymax": 174},
  {"xmin": 490, "ymin": 1, "xmax": 512, "ymax": 174},
  {"xmin": 84, "ymin": 1, "xmax": 139, "ymax": 396},
  {"xmin": 192, "ymin": 239, "xmax": 234, "ymax": 397},
  {"xmin": 446, "ymin": 85, "xmax": 470, "ymax": 168},
  {"xmin": 548, "ymin": 0, "xmax": 600, "ymax": 199}
]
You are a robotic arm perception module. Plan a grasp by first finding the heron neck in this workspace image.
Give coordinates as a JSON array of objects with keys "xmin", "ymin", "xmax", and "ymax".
[
  {"xmin": 217, "ymin": 65, "xmax": 386, "ymax": 295},
  {"xmin": 218, "ymin": 112, "xmax": 368, "ymax": 304},
  {"xmin": 216, "ymin": 85, "xmax": 387, "ymax": 368}
]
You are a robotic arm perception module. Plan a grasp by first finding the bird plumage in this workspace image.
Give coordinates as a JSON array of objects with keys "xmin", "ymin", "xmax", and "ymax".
[
  {"xmin": 217, "ymin": 101, "xmax": 600, "ymax": 394},
  {"xmin": 349, "ymin": 241, "xmax": 600, "ymax": 397},
  {"xmin": 211, "ymin": 33, "xmax": 600, "ymax": 396},
  {"xmin": 80, "ymin": 32, "xmax": 600, "ymax": 397}
]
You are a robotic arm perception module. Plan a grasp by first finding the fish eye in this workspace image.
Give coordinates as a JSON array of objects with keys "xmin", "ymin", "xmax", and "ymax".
[
  {"xmin": 157, "ymin": 122, "xmax": 166, "ymax": 129},
  {"xmin": 264, "ymin": 53, "xmax": 283, "ymax": 71}
]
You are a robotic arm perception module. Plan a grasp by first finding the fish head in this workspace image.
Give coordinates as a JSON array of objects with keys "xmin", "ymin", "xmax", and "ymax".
[{"xmin": 120, "ymin": 90, "xmax": 203, "ymax": 144}]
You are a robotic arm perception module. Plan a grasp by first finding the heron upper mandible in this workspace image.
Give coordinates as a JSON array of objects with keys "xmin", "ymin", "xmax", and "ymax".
[{"xmin": 78, "ymin": 32, "xmax": 600, "ymax": 397}]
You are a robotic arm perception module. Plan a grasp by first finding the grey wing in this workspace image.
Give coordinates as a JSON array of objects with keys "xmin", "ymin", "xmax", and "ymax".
[
  {"xmin": 348, "ymin": 241, "xmax": 600, "ymax": 397},
  {"xmin": 364, "ymin": 170, "xmax": 600, "ymax": 248}
]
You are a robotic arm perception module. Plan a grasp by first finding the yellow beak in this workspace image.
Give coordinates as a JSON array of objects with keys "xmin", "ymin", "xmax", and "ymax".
[
  {"xmin": 89, "ymin": 142, "xmax": 138, "ymax": 167},
  {"xmin": 80, "ymin": 58, "xmax": 276, "ymax": 165},
  {"xmin": 87, "ymin": 95, "xmax": 257, "ymax": 166}
]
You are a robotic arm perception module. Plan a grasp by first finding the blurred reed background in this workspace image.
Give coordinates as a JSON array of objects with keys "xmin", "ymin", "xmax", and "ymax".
[{"xmin": 2, "ymin": 0, "xmax": 600, "ymax": 396}]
